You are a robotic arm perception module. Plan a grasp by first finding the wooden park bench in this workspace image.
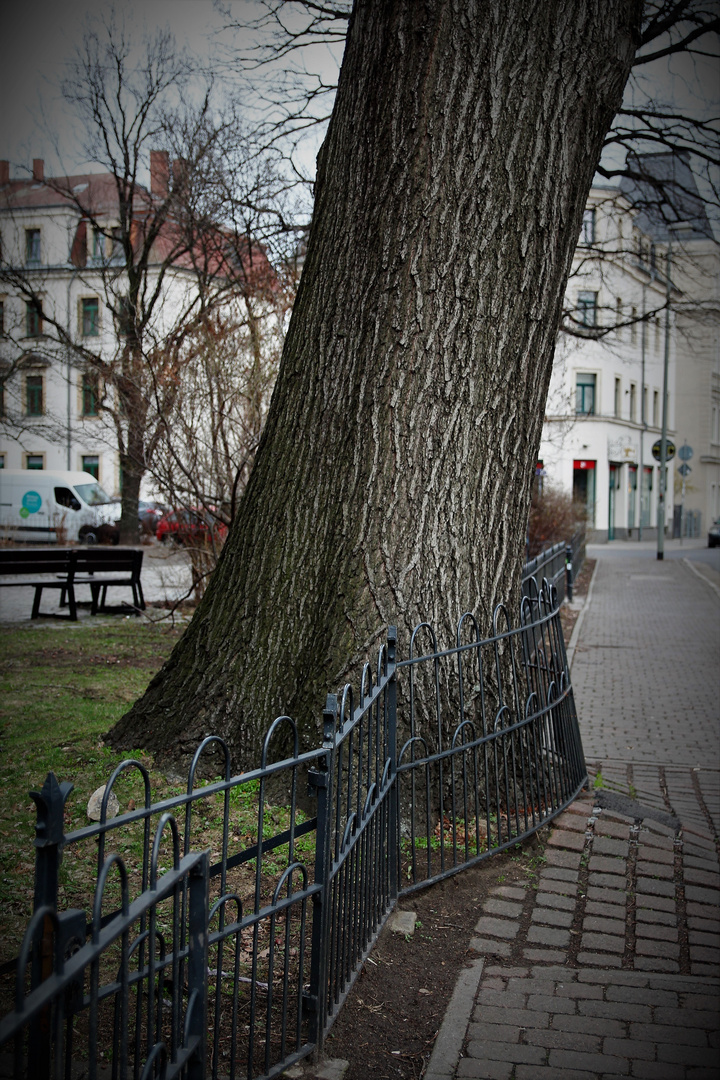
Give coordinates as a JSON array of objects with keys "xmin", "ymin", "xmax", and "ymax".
[{"xmin": 0, "ymin": 548, "xmax": 145, "ymax": 621}]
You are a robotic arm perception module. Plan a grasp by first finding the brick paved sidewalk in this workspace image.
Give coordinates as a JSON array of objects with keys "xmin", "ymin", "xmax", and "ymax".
[{"xmin": 425, "ymin": 555, "xmax": 720, "ymax": 1080}]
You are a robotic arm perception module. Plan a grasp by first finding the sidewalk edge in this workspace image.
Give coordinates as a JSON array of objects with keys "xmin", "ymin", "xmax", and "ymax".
[
  {"xmin": 682, "ymin": 557, "xmax": 720, "ymax": 600},
  {"xmin": 423, "ymin": 956, "xmax": 484, "ymax": 1080},
  {"xmin": 566, "ymin": 559, "xmax": 599, "ymax": 671}
]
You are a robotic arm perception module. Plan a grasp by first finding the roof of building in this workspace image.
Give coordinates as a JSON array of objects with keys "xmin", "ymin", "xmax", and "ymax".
[{"xmin": 619, "ymin": 151, "xmax": 715, "ymax": 242}]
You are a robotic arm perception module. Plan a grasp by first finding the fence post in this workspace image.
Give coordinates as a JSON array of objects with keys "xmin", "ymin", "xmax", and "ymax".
[
  {"xmin": 565, "ymin": 545, "xmax": 573, "ymax": 603},
  {"xmin": 185, "ymin": 851, "xmax": 209, "ymax": 1080},
  {"xmin": 386, "ymin": 627, "xmax": 399, "ymax": 900},
  {"xmin": 28, "ymin": 772, "xmax": 73, "ymax": 1077},
  {"xmin": 307, "ymin": 694, "xmax": 337, "ymax": 1051}
]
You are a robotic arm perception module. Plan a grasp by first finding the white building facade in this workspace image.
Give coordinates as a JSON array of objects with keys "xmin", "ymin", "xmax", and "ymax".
[{"xmin": 540, "ymin": 167, "xmax": 718, "ymax": 542}]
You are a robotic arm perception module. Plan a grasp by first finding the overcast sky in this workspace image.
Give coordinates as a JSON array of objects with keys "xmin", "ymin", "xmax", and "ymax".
[{"xmin": 1, "ymin": 0, "xmax": 717, "ymax": 208}]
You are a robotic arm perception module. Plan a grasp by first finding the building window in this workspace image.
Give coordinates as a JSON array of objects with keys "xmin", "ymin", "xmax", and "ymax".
[
  {"xmin": 653, "ymin": 390, "xmax": 659, "ymax": 427},
  {"xmin": 81, "ymin": 297, "xmax": 99, "ymax": 337},
  {"xmin": 25, "ymin": 454, "xmax": 44, "ymax": 470},
  {"xmin": 630, "ymin": 307, "xmax": 637, "ymax": 344},
  {"xmin": 25, "ymin": 229, "xmax": 41, "ymax": 265},
  {"xmin": 25, "ymin": 300, "xmax": 42, "ymax": 337},
  {"xmin": 576, "ymin": 373, "xmax": 596, "ymax": 416},
  {"xmin": 0, "ymin": 453, "xmax": 5, "ymax": 468},
  {"xmin": 630, "ymin": 383, "xmax": 637, "ymax": 422},
  {"xmin": 82, "ymin": 371, "xmax": 100, "ymax": 416},
  {"xmin": 25, "ymin": 374, "xmax": 43, "ymax": 416},
  {"xmin": 616, "ymin": 298, "xmax": 623, "ymax": 339},
  {"xmin": 642, "ymin": 385, "xmax": 647, "ymax": 426},
  {"xmin": 580, "ymin": 208, "xmax": 595, "ymax": 246},
  {"xmin": 82, "ymin": 454, "xmax": 99, "ymax": 479},
  {"xmin": 577, "ymin": 291, "xmax": 598, "ymax": 327},
  {"xmin": 655, "ymin": 317, "xmax": 661, "ymax": 353},
  {"xmin": 614, "ymin": 377, "xmax": 621, "ymax": 418},
  {"xmin": 0, "ymin": 298, "xmax": 4, "ymax": 332}
]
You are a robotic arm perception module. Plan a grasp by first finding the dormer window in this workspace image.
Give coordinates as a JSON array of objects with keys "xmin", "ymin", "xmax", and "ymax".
[{"xmin": 25, "ymin": 229, "xmax": 41, "ymax": 265}]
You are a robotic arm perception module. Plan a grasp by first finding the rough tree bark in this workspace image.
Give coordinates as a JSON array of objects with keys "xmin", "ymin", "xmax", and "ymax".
[{"xmin": 109, "ymin": 0, "xmax": 640, "ymax": 769}]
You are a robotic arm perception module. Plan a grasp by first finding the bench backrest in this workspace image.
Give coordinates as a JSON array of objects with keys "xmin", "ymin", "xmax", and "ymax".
[
  {"xmin": 73, "ymin": 549, "xmax": 143, "ymax": 577},
  {"xmin": 0, "ymin": 548, "xmax": 143, "ymax": 578},
  {"xmin": 0, "ymin": 549, "xmax": 74, "ymax": 575}
]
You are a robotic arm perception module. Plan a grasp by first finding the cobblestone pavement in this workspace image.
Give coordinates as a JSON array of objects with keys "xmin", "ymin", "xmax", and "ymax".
[{"xmin": 426, "ymin": 554, "xmax": 720, "ymax": 1080}]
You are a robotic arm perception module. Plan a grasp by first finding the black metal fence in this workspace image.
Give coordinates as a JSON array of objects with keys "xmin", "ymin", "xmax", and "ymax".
[
  {"xmin": 0, "ymin": 576, "xmax": 587, "ymax": 1079},
  {"xmin": 522, "ymin": 529, "xmax": 584, "ymax": 603}
]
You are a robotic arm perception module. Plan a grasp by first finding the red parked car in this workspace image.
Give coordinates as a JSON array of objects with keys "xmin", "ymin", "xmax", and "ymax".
[{"xmin": 156, "ymin": 507, "xmax": 228, "ymax": 546}]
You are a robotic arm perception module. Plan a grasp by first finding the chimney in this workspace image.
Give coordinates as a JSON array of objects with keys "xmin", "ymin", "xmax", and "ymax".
[
  {"xmin": 0, "ymin": 161, "xmax": 9, "ymax": 184},
  {"xmin": 32, "ymin": 159, "xmax": 44, "ymax": 182},
  {"xmin": 150, "ymin": 150, "xmax": 169, "ymax": 198}
]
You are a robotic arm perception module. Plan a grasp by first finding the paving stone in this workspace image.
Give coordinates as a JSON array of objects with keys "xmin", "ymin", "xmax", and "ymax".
[
  {"xmin": 595, "ymin": 819, "xmax": 632, "ymax": 840},
  {"xmin": 685, "ymin": 885, "xmax": 720, "ymax": 905},
  {"xmin": 606, "ymin": 985, "xmax": 678, "ymax": 1006},
  {"xmin": 536, "ymin": 891, "xmax": 576, "ymax": 910},
  {"xmin": 466, "ymin": 1021, "xmax": 521, "ymax": 1043},
  {"xmin": 475, "ymin": 989, "xmax": 527, "ymax": 1010},
  {"xmin": 456, "ymin": 1059, "xmax": 513, "ymax": 1079},
  {"xmin": 547, "ymin": 829, "xmax": 586, "ymax": 852},
  {"xmin": 470, "ymin": 1005, "xmax": 550, "ymax": 1029},
  {"xmin": 538, "ymin": 877, "xmax": 579, "ymax": 896},
  {"xmin": 583, "ymin": 915, "xmax": 626, "ymax": 936},
  {"xmin": 629, "ymin": 1022, "xmax": 706, "ymax": 1044},
  {"xmin": 474, "ymin": 917, "xmax": 518, "ymax": 939},
  {"xmin": 689, "ymin": 946, "xmax": 720, "ymax": 964},
  {"xmin": 635, "ymin": 892, "xmax": 676, "ymax": 912},
  {"xmin": 522, "ymin": 948, "xmax": 567, "ymax": 963},
  {"xmin": 465, "ymin": 1041, "xmax": 546, "ymax": 1066},
  {"xmin": 545, "ymin": 848, "xmax": 583, "ymax": 869},
  {"xmin": 636, "ymin": 860, "xmax": 674, "ymax": 879},
  {"xmin": 532, "ymin": 907, "xmax": 573, "ymax": 928},
  {"xmin": 483, "ymin": 965, "xmax": 529, "ymax": 977},
  {"xmin": 635, "ymin": 922, "xmax": 678, "ymax": 942},
  {"xmin": 541, "ymin": 866, "xmax": 580, "ymax": 883},
  {"xmin": 526, "ymin": 994, "xmax": 577, "ymax": 1015},
  {"xmin": 593, "ymin": 836, "xmax": 630, "ymax": 857},
  {"xmin": 469, "ymin": 937, "xmax": 512, "ymax": 957},
  {"xmin": 635, "ymin": 938, "xmax": 680, "ymax": 958},
  {"xmin": 632, "ymin": 1063, "xmax": 686, "ymax": 1080},
  {"xmin": 559, "ymin": 1014, "xmax": 626, "ymax": 1036},
  {"xmin": 657, "ymin": 1044, "xmax": 720, "ymax": 1067},
  {"xmin": 687, "ymin": 904, "xmax": 720, "ymax": 922},
  {"xmin": 577, "ymin": 969, "xmax": 648, "ymax": 985},
  {"xmin": 546, "ymin": 1049, "xmax": 630, "ymax": 1074},
  {"xmin": 683, "ymin": 854, "xmax": 720, "ymax": 872},
  {"xmin": 690, "ymin": 962, "xmax": 720, "ymax": 976},
  {"xmin": 589, "ymin": 873, "xmax": 632, "ymax": 890},
  {"xmin": 493, "ymin": 885, "xmax": 527, "ymax": 900},
  {"xmin": 581, "ymin": 932, "xmax": 625, "ymax": 954},
  {"xmin": 588, "ymin": 855, "xmax": 627, "ymax": 875},
  {"xmin": 638, "ymin": 844, "xmax": 674, "ymax": 864},
  {"xmin": 585, "ymin": 899, "xmax": 626, "ymax": 918},
  {"xmin": 655, "ymin": 1006, "xmax": 720, "ymax": 1027},
  {"xmin": 634, "ymin": 956, "xmax": 680, "ymax": 972},
  {"xmin": 634, "ymin": 907, "xmax": 676, "ymax": 926},
  {"xmin": 527, "ymin": 925, "xmax": 570, "ymax": 947},
  {"xmin": 578, "ymin": 999, "xmax": 652, "ymax": 1022},
  {"xmin": 483, "ymin": 898, "xmax": 523, "ymax": 918},
  {"xmin": 524, "ymin": 1028, "xmax": 601, "ymax": 1052},
  {"xmin": 586, "ymin": 885, "xmax": 628, "ymax": 905},
  {"xmin": 576, "ymin": 951, "xmax": 623, "ymax": 968},
  {"xmin": 603, "ymin": 1036, "xmax": 656, "ymax": 1060},
  {"xmin": 636, "ymin": 876, "xmax": 676, "ymax": 898}
]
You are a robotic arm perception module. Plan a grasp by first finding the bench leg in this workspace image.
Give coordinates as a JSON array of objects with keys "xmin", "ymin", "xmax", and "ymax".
[
  {"xmin": 66, "ymin": 585, "xmax": 78, "ymax": 622},
  {"xmin": 90, "ymin": 584, "xmax": 100, "ymax": 616},
  {"xmin": 31, "ymin": 586, "xmax": 43, "ymax": 619}
]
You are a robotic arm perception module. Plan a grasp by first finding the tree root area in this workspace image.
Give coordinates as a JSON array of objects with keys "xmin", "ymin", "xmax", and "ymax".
[{"xmin": 318, "ymin": 846, "xmax": 537, "ymax": 1080}]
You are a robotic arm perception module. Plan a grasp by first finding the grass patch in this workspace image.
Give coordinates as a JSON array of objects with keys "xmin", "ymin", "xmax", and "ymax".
[{"xmin": 0, "ymin": 620, "xmax": 184, "ymax": 958}]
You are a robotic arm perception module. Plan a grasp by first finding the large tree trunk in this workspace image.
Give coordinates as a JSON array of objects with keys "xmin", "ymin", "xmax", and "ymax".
[{"xmin": 109, "ymin": 0, "xmax": 640, "ymax": 770}]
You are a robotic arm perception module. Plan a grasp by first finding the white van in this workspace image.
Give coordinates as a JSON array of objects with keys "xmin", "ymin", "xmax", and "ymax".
[{"xmin": 0, "ymin": 470, "xmax": 119, "ymax": 544}]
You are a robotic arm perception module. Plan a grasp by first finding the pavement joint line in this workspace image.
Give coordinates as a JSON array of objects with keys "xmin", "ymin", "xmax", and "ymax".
[{"xmin": 682, "ymin": 556, "xmax": 720, "ymax": 600}]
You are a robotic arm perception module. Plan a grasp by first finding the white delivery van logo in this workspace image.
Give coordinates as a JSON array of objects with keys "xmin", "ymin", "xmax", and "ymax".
[{"xmin": 20, "ymin": 491, "xmax": 42, "ymax": 518}]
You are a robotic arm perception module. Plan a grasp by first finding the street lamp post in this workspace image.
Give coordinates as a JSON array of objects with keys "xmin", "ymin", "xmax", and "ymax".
[{"xmin": 657, "ymin": 243, "xmax": 672, "ymax": 560}]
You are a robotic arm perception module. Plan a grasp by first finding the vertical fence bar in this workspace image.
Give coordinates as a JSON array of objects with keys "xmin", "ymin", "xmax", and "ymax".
[
  {"xmin": 386, "ymin": 628, "xmax": 398, "ymax": 903},
  {"xmin": 307, "ymin": 694, "xmax": 336, "ymax": 1050},
  {"xmin": 565, "ymin": 545, "xmax": 574, "ymax": 602}
]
